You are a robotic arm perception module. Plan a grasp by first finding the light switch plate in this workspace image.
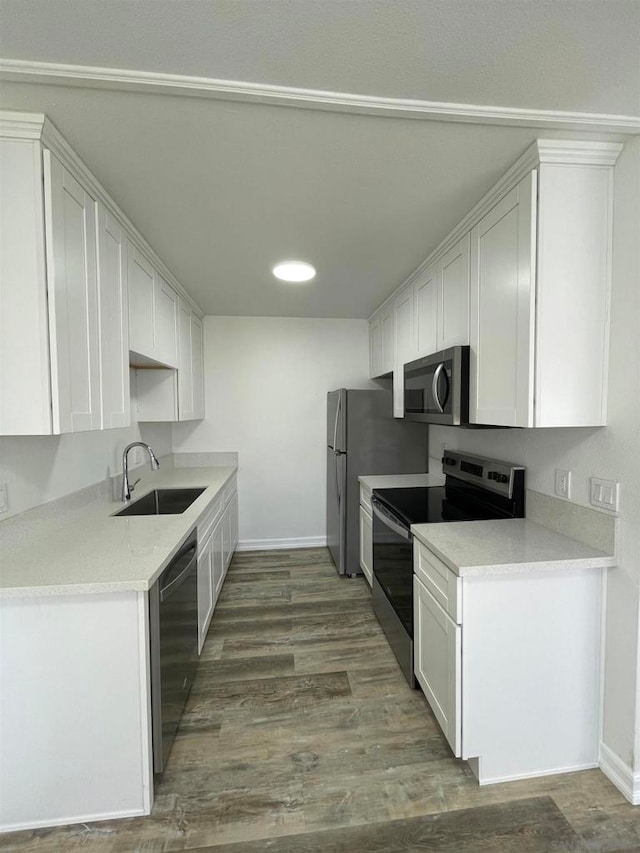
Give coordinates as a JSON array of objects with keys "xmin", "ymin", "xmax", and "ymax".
[
  {"xmin": 0, "ymin": 482, "xmax": 8, "ymax": 514},
  {"xmin": 555, "ymin": 469, "xmax": 571, "ymax": 500},
  {"xmin": 590, "ymin": 477, "xmax": 619, "ymax": 512}
]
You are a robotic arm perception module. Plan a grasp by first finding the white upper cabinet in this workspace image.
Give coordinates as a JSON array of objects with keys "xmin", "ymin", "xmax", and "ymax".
[
  {"xmin": 43, "ymin": 151, "xmax": 102, "ymax": 433},
  {"xmin": 369, "ymin": 303, "xmax": 396, "ymax": 378},
  {"xmin": 414, "ymin": 263, "xmax": 438, "ymax": 358},
  {"xmin": 97, "ymin": 206, "xmax": 130, "ymax": 430},
  {"xmin": 414, "ymin": 233, "xmax": 470, "ymax": 360},
  {"xmin": 178, "ymin": 300, "xmax": 205, "ymax": 421},
  {"xmin": 368, "ymin": 139, "xmax": 622, "ymax": 429},
  {"xmin": 470, "ymin": 142, "xmax": 621, "ymax": 427},
  {"xmin": 155, "ymin": 275, "xmax": 179, "ymax": 368},
  {"xmin": 438, "ymin": 232, "xmax": 470, "ymax": 351},
  {"xmin": 0, "ymin": 112, "xmax": 205, "ymax": 435},
  {"xmin": 469, "ymin": 174, "xmax": 536, "ymax": 427},
  {"xmin": 128, "ymin": 252, "xmax": 180, "ymax": 369},
  {"xmin": 393, "ymin": 285, "xmax": 416, "ymax": 417},
  {"xmin": 128, "ymin": 247, "xmax": 156, "ymax": 360}
]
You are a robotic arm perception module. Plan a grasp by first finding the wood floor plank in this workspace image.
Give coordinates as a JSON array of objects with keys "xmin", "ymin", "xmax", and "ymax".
[{"xmin": 186, "ymin": 795, "xmax": 580, "ymax": 852}]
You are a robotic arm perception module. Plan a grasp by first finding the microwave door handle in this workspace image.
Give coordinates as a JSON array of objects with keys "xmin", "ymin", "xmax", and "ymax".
[{"xmin": 432, "ymin": 363, "xmax": 445, "ymax": 413}]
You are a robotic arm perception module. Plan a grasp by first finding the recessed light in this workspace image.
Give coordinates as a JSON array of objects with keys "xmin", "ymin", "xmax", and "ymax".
[{"xmin": 272, "ymin": 261, "xmax": 316, "ymax": 282}]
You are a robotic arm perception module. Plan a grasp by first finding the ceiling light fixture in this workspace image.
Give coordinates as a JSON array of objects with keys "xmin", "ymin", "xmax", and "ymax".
[{"xmin": 272, "ymin": 260, "xmax": 316, "ymax": 282}]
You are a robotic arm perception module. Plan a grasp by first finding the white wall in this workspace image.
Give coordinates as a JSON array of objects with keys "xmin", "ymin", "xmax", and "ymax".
[
  {"xmin": 171, "ymin": 316, "xmax": 374, "ymax": 548},
  {"xmin": 0, "ymin": 377, "xmax": 172, "ymax": 519},
  {"xmin": 431, "ymin": 137, "xmax": 640, "ymax": 780}
]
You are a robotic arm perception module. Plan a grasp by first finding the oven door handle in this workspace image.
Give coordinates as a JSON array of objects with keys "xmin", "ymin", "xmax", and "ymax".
[{"xmin": 371, "ymin": 497, "xmax": 412, "ymax": 541}]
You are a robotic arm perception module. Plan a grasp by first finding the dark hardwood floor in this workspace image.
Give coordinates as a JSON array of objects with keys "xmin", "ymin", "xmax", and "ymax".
[{"xmin": 4, "ymin": 548, "xmax": 639, "ymax": 852}]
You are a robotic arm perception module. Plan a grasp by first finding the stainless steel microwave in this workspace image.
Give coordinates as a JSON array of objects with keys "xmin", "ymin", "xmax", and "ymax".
[{"xmin": 403, "ymin": 346, "xmax": 470, "ymax": 425}]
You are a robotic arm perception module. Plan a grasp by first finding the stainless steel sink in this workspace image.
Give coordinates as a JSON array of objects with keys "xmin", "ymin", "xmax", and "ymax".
[{"xmin": 113, "ymin": 487, "xmax": 206, "ymax": 517}]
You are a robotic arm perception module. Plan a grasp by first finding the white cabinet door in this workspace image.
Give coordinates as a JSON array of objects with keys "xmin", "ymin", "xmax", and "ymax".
[
  {"xmin": 393, "ymin": 285, "xmax": 416, "ymax": 417},
  {"xmin": 359, "ymin": 505, "xmax": 373, "ymax": 588},
  {"xmin": 415, "ymin": 263, "xmax": 438, "ymax": 358},
  {"xmin": 177, "ymin": 300, "xmax": 194, "ymax": 420},
  {"xmin": 191, "ymin": 314, "xmax": 205, "ymax": 420},
  {"xmin": 414, "ymin": 575, "xmax": 461, "ymax": 757},
  {"xmin": 469, "ymin": 173, "xmax": 536, "ymax": 427},
  {"xmin": 197, "ymin": 534, "xmax": 214, "ymax": 652},
  {"xmin": 381, "ymin": 307, "xmax": 395, "ymax": 375},
  {"xmin": 212, "ymin": 517, "xmax": 225, "ymax": 600},
  {"xmin": 43, "ymin": 151, "xmax": 101, "ymax": 434},
  {"xmin": 97, "ymin": 206, "xmax": 130, "ymax": 429},
  {"xmin": 155, "ymin": 276, "xmax": 179, "ymax": 368},
  {"xmin": 438, "ymin": 232, "xmax": 470, "ymax": 350},
  {"xmin": 128, "ymin": 246, "xmax": 156, "ymax": 359},
  {"xmin": 369, "ymin": 317, "xmax": 383, "ymax": 378}
]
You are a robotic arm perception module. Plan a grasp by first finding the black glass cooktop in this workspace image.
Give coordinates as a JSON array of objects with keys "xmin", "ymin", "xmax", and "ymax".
[{"xmin": 373, "ymin": 483, "xmax": 515, "ymax": 527}]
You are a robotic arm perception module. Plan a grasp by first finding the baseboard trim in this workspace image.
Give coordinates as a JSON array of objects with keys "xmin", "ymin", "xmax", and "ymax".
[
  {"xmin": 600, "ymin": 742, "xmax": 640, "ymax": 805},
  {"xmin": 1, "ymin": 805, "xmax": 148, "ymax": 833},
  {"xmin": 237, "ymin": 536, "xmax": 326, "ymax": 552}
]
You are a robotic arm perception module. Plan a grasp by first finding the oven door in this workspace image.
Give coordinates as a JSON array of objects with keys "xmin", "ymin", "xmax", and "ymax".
[
  {"xmin": 403, "ymin": 346, "xmax": 469, "ymax": 425},
  {"xmin": 371, "ymin": 496, "xmax": 416, "ymax": 685}
]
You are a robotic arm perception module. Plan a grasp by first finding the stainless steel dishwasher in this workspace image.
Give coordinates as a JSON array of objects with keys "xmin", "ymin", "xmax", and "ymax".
[{"xmin": 149, "ymin": 527, "xmax": 198, "ymax": 774}]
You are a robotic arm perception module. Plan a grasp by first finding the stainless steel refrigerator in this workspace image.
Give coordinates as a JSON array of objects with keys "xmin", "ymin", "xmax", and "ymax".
[{"xmin": 327, "ymin": 389, "xmax": 428, "ymax": 577}]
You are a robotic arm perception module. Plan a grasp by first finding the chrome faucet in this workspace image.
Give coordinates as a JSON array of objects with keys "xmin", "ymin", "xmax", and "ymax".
[{"xmin": 121, "ymin": 442, "xmax": 160, "ymax": 501}]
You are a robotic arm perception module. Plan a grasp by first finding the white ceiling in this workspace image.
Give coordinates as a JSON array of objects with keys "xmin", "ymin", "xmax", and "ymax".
[{"xmin": 0, "ymin": 1, "xmax": 638, "ymax": 318}]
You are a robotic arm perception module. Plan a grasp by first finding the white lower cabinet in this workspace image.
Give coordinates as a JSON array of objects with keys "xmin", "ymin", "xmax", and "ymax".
[
  {"xmin": 414, "ymin": 575, "xmax": 461, "ymax": 756},
  {"xmin": 359, "ymin": 485, "xmax": 373, "ymax": 588},
  {"xmin": 413, "ymin": 538, "xmax": 603, "ymax": 785},
  {"xmin": 359, "ymin": 505, "xmax": 373, "ymax": 587},
  {"xmin": 196, "ymin": 479, "xmax": 239, "ymax": 652}
]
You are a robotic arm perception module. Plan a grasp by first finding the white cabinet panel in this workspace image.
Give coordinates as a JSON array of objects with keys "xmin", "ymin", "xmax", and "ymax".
[
  {"xmin": 369, "ymin": 317, "xmax": 383, "ymax": 378},
  {"xmin": 177, "ymin": 303, "xmax": 204, "ymax": 421},
  {"xmin": 191, "ymin": 314, "xmax": 205, "ymax": 420},
  {"xmin": 393, "ymin": 286, "xmax": 416, "ymax": 417},
  {"xmin": 128, "ymin": 247, "xmax": 156, "ymax": 360},
  {"xmin": 470, "ymin": 174, "xmax": 536, "ymax": 427},
  {"xmin": 177, "ymin": 301, "xmax": 194, "ymax": 420},
  {"xmin": 43, "ymin": 151, "xmax": 101, "ymax": 433},
  {"xmin": 212, "ymin": 517, "xmax": 225, "ymax": 599},
  {"xmin": 197, "ymin": 533, "xmax": 214, "ymax": 653},
  {"xmin": 0, "ymin": 139, "xmax": 52, "ymax": 434},
  {"xmin": 438, "ymin": 232, "xmax": 470, "ymax": 350},
  {"xmin": 97, "ymin": 206, "xmax": 130, "ymax": 429},
  {"xmin": 381, "ymin": 308, "xmax": 395, "ymax": 375},
  {"xmin": 414, "ymin": 575, "xmax": 461, "ymax": 757},
  {"xmin": 415, "ymin": 264, "xmax": 438, "ymax": 358},
  {"xmin": 155, "ymin": 276, "xmax": 179, "ymax": 368},
  {"xmin": 359, "ymin": 505, "xmax": 373, "ymax": 588}
]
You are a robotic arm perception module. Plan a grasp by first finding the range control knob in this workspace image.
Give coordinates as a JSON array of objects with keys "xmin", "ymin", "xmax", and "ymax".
[
  {"xmin": 442, "ymin": 456, "xmax": 457, "ymax": 467},
  {"xmin": 488, "ymin": 471, "xmax": 509, "ymax": 484}
]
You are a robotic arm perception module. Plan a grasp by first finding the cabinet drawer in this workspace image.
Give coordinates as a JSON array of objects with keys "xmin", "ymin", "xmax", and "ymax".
[
  {"xmin": 360, "ymin": 485, "xmax": 372, "ymax": 515},
  {"xmin": 198, "ymin": 494, "xmax": 224, "ymax": 549},
  {"xmin": 414, "ymin": 539, "xmax": 461, "ymax": 624}
]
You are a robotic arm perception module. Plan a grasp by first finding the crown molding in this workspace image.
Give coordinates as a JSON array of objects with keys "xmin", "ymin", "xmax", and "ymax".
[
  {"xmin": 369, "ymin": 138, "xmax": 624, "ymax": 322},
  {"xmin": 1, "ymin": 58, "xmax": 639, "ymax": 135}
]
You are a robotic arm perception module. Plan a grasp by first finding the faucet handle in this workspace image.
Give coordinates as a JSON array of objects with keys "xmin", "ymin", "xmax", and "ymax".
[{"xmin": 131, "ymin": 478, "xmax": 141, "ymax": 493}]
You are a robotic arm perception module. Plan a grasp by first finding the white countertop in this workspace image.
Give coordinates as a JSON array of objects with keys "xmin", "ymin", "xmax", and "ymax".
[
  {"xmin": 358, "ymin": 473, "xmax": 445, "ymax": 490},
  {"xmin": 0, "ymin": 466, "xmax": 236, "ymax": 598},
  {"xmin": 412, "ymin": 518, "xmax": 616, "ymax": 577}
]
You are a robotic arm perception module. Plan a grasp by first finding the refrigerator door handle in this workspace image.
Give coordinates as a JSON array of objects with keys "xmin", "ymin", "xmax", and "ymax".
[{"xmin": 332, "ymin": 393, "xmax": 342, "ymax": 452}]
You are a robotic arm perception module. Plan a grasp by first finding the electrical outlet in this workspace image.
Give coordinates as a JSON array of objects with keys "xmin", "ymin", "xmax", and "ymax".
[
  {"xmin": 555, "ymin": 469, "xmax": 571, "ymax": 500},
  {"xmin": 590, "ymin": 477, "xmax": 619, "ymax": 512},
  {"xmin": 0, "ymin": 482, "xmax": 7, "ymax": 514},
  {"xmin": 132, "ymin": 447, "xmax": 143, "ymax": 467}
]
